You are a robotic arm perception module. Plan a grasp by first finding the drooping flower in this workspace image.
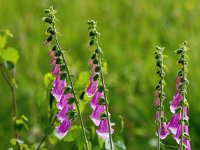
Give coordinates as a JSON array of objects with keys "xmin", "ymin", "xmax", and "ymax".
[
  {"xmin": 169, "ymin": 92, "xmax": 181, "ymax": 114},
  {"xmin": 96, "ymin": 119, "xmax": 114, "ymax": 140},
  {"xmin": 57, "ymin": 93, "xmax": 72, "ymax": 110},
  {"xmin": 51, "ymin": 76, "xmax": 66, "ymax": 102},
  {"xmin": 156, "ymin": 122, "xmax": 169, "ymax": 139},
  {"xmin": 167, "ymin": 113, "xmax": 181, "ymax": 134},
  {"xmin": 85, "ymin": 74, "xmax": 98, "ymax": 97},
  {"xmin": 57, "ymin": 103, "xmax": 74, "ymax": 122},
  {"xmin": 55, "ymin": 117, "xmax": 71, "ymax": 139},
  {"xmin": 90, "ymin": 105, "xmax": 105, "ymax": 126},
  {"xmin": 90, "ymin": 91, "xmax": 103, "ymax": 110}
]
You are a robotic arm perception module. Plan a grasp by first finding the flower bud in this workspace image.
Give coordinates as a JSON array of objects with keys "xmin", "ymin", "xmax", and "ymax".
[
  {"xmin": 52, "ymin": 45, "xmax": 57, "ymax": 51},
  {"xmin": 42, "ymin": 17, "xmax": 53, "ymax": 24},
  {"xmin": 93, "ymin": 59, "xmax": 98, "ymax": 64},
  {"xmin": 56, "ymin": 58, "xmax": 62, "ymax": 64},
  {"xmin": 95, "ymin": 47, "xmax": 102, "ymax": 54},
  {"xmin": 68, "ymin": 97, "xmax": 76, "ymax": 104},
  {"xmin": 93, "ymin": 73, "xmax": 99, "ymax": 81},
  {"xmin": 95, "ymin": 66, "xmax": 101, "ymax": 72},
  {"xmin": 98, "ymin": 98, "xmax": 105, "ymax": 105},
  {"xmin": 55, "ymin": 50, "xmax": 62, "ymax": 57},
  {"xmin": 64, "ymin": 86, "xmax": 72, "ymax": 94},
  {"xmin": 47, "ymin": 35, "xmax": 53, "ymax": 42},
  {"xmin": 90, "ymin": 53, "xmax": 96, "ymax": 59},
  {"xmin": 60, "ymin": 72, "xmax": 67, "ymax": 80},
  {"xmin": 60, "ymin": 64, "xmax": 65, "ymax": 71}
]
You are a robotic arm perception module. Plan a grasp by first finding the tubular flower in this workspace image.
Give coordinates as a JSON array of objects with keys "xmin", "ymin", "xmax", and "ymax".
[
  {"xmin": 90, "ymin": 91, "xmax": 103, "ymax": 110},
  {"xmin": 156, "ymin": 122, "xmax": 169, "ymax": 140},
  {"xmin": 85, "ymin": 73, "xmax": 98, "ymax": 97},
  {"xmin": 96, "ymin": 119, "xmax": 114, "ymax": 140},
  {"xmin": 90, "ymin": 105, "xmax": 105, "ymax": 126},
  {"xmin": 55, "ymin": 116, "xmax": 71, "ymax": 139}
]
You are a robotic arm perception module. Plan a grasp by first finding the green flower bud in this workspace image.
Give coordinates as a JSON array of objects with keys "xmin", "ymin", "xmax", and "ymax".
[
  {"xmin": 52, "ymin": 45, "xmax": 57, "ymax": 51},
  {"xmin": 95, "ymin": 47, "xmax": 102, "ymax": 54},
  {"xmin": 93, "ymin": 73, "xmax": 99, "ymax": 81},
  {"xmin": 60, "ymin": 72, "xmax": 67, "ymax": 80},
  {"xmin": 98, "ymin": 85, "xmax": 104, "ymax": 92},
  {"xmin": 56, "ymin": 58, "xmax": 62, "ymax": 64},
  {"xmin": 95, "ymin": 66, "xmax": 101, "ymax": 72},
  {"xmin": 47, "ymin": 35, "xmax": 53, "ymax": 42},
  {"xmin": 90, "ymin": 53, "xmax": 96, "ymax": 59},
  {"xmin": 68, "ymin": 97, "xmax": 76, "ymax": 104},
  {"xmin": 55, "ymin": 50, "xmax": 62, "ymax": 57},
  {"xmin": 93, "ymin": 59, "xmax": 98, "ymax": 64},
  {"xmin": 42, "ymin": 17, "xmax": 53, "ymax": 24},
  {"xmin": 60, "ymin": 64, "xmax": 65, "ymax": 71},
  {"xmin": 64, "ymin": 86, "xmax": 72, "ymax": 94},
  {"xmin": 98, "ymin": 98, "xmax": 105, "ymax": 105},
  {"xmin": 100, "ymin": 113, "xmax": 107, "ymax": 120}
]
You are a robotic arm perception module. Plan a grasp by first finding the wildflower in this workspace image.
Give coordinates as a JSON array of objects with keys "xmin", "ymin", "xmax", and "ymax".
[
  {"xmin": 85, "ymin": 74, "xmax": 98, "ymax": 97},
  {"xmin": 55, "ymin": 117, "xmax": 71, "ymax": 139},
  {"xmin": 156, "ymin": 122, "xmax": 169, "ymax": 139},
  {"xmin": 96, "ymin": 119, "xmax": 114, "ymax": 140},
  {"xmin": 90, "ymin": 105, "xmax": 105, "ymax": 126}
]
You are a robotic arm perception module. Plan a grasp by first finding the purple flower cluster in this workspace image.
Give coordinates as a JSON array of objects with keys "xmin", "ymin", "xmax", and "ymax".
[
  {"xmin": 48, "ymin": 46, "xmax": 75, "ymax": 139},
  {"xmin": 168, "ymin": 77, "xmax": 191, "ymax": 149},
  {"xmin": 86, "ymin": 56, "xmax": 114, "ymax": 140}
]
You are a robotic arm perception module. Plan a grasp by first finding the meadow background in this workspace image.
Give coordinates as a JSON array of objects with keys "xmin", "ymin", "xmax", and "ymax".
[{"xmin": 0, "ymin": 0, "xmax": 200, "ymax": 149}]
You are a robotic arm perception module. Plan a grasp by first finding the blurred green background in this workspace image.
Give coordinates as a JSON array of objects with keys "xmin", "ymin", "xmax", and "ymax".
[{"xmin": 0, "ymin": 0, "xmax": 200, "ymax": 149}]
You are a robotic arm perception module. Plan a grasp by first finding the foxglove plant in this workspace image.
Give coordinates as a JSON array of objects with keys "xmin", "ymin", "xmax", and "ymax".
[
  {"xmin": 42, "ymin": 6, "xmax": 89, "ymax": 149},
  {"xmin": 86, "ymin": 20, "xmax": 114, "ymax": 149},
  {"xmin": 154, "ymin": 46, "xmax": 169, "ymax": 150},
  {"xmin": 168, "ymin": 42, "xmax": 191, "ymax": 150}
]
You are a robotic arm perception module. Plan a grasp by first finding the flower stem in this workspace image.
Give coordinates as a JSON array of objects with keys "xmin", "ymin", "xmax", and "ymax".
[
  {"xmin": 53, "ymin": 24, "xmax": 89, "ymax": 150},
  {"xmin": 98, "ymin": 46, "xmax": 113, "ymax": 150},
  {"xmin": 180, "ymin": 54, "xmax": 186, "ymax": 150},
  {"xmin": 36, "ymin": 111, "xmax": 57, "ymax": 150},
  {"xmin": 0, "ymin": 66, "xmax": 20, "ymax": 150}
]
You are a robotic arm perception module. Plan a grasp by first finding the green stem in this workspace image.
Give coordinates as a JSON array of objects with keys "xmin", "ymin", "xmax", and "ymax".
[
  {"xmin": 157, "ymin": 66, "xmax": 163, "ymax": 150},
  {"xmin": 0, "ymin": 66, "xmax": 20, "ymax": 150},
  {"xmin": 98, "ymin": 47, "xmax": 113, "ymax": 150},
  {"xmin": 36, "ymin": 111, "xmax": 57, "ymax": 150},
  {"xmin": 53, "ymin": 24, "xmax": 89, "ymax": 150},
  {"xmin": 180, "ymin": 55, "xmax": 185, "ymax": 150}
]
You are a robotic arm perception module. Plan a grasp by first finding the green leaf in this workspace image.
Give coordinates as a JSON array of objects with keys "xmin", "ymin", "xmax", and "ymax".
[
  {"xmin": 43, "ymin": 72, "xmax": 55, "ymax": 88},
  {"xmin": 102, "ymin": 61, "xmax": 108, "ymax": 74},
  {"xmin": 105, "ymin": 136, "xmax": 126, "ymax": 150},
  {"xmin": 160, "ymin": 142, "xmax": 165, "ymax": 150},
  {"xmin": 44, "ymin": 125, "xmax": 54, "ymax": 135},
  {"xmin": 0, "ymin": 47, "xmax": 19, "ymax": 64},
  {"xmin": 75, "ymin": 71, "xmax": 89, "ymax": 88},
  {"xmin": 63, "ymin": 126, "xmax": 82, "ymax": 142}
]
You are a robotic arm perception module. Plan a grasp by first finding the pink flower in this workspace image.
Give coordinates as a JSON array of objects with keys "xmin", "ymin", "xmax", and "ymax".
[
  {"xmin": 57, "ymin": 93, "xmax": 72, "ymax": 110},
  {"xmin": 170, "ymin": 92, "xmax": 181, "ymax": 114},
  {"xmin": 51, "ymin": 76, "xmax": 66, "ymax": 102},
  {"xmin": 96, "ymin": 119, "xmax": 114, "ymax": 140},
  {"xmin": 156, "ymin": 122, "xmax": 169, "ymax": 139},
  {"xmin": 167, "ymin": 113, "xmax": 181, "ymax": 134},
  {"xmin": 90, "ymin": 105, "xmax": 105, "ymax": 126},
  {"xmin": 85, "ymin": 74, "xmax": 98, "ymax": 97},
  {"xmin": 90, "ymin": 91, "xmax": 103, "ymax": 110},
  {"xmin": 55, "ymin": 117, "xmax": 71, "ymax": 139}
]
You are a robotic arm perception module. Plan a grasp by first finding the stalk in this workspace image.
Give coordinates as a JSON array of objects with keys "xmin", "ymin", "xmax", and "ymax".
[
  {"xmin": 52, "ymin": 24, "xmax": 89, "ymax": 150},
  {"xmin": 0, "ymin": 66, "xmax": 20, "ymax": 150},
  {"xmin": 98, "ymin": 51, "xmax": 113, "ymax": 150}
]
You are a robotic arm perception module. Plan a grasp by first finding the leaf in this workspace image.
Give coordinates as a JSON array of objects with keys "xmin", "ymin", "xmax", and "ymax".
[
  {"xmin": 160, "ymin": 142, "xmax": 165, "ymax": 150},
  {"xmin": 105, "ymin": 136, "xmax": 126, "ymax": 150},
  {"xmin": 102, "ymin": 61, "xmax": 108, "ymax": 74},
  {"xmin": 0, "ymin": 47, "xmax": 19, "ymax": 64},
  {"xmin": 75, "ymin": 71, "xmax": 90, "ymax": 88},
  {"xmin": 43, "ymin": 72, "xmax": 55, "ymax": 88},
  {"xmin": 63, "ymin": 126, "xmax": 82, "ymax": 142}
]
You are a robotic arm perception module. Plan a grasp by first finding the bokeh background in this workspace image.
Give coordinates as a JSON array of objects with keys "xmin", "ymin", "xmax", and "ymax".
[{"xmin": 0, "ymin": 0, "xmax": 200, "ymax": 149}]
